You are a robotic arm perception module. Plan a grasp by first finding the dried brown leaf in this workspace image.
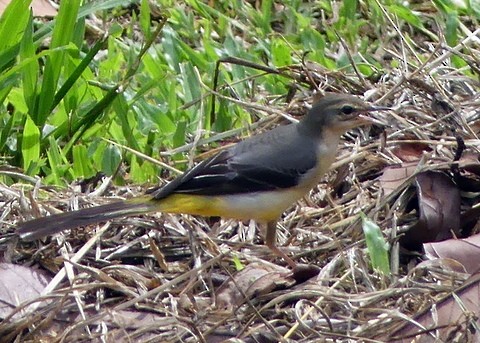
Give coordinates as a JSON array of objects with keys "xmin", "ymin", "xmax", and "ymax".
[
  {"xmin": 424, "ymin": 234, "xmax": 480, "ymax": 274},
  {"xmin": 401, "ymin": 171, "xmax": 461, "ymax": 250},
  {"xmin": 458, "ymin": 152, "xmax": 480, "ymax": 176},
  {"xmin": 391, "ymin": 143, "xmax": 431, "ymax": 162},
  {"xmin": 215, "ymin": 263, "xmax": 293, "ymax": 310},
  {"xmin": 387, "ymin": 273, "xmax": 480, "ymax": 342},
  {"xmin": 378, "ymin": 161, "xmax": 418, "ymax": 196},
  {"xmin": 0, "ymin": 262, "xmax": 51, "ymax": 319}
]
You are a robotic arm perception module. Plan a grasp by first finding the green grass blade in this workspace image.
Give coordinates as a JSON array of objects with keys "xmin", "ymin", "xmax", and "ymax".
[
  {"xmin": 36, "ymin": 0, "xmax": 81, "ymax": 125},
  {"xmin": 45, "ymin": 135, "xmax": 71, "ymax": 184},
  {"xmin": 0, "ymin": 0, "xmax": 31, "ymax": 51},
  {"xmin": 72, "ymin": 144, "xmax": 95, "ymax": 179},
  {"xmin": 0, "ymin": 108, "xmax": 18, "ymax": 151},
  {"xmin": 52, "ymin": 37, "xmax": 107, "ymax": 111},
  {"xmin": 112, "ymin": 95, "xmax": 141, "ymax": 152},
  {"xmin": 20, "ymin": 12, "xmax": 37, "ymax": 114},
  {"xmin": 140, "ymin": 0, "xmax": 152, "ymax": 40},
  {"xmin": 71, "ymin": 86, "xmax": 119, "ymax": 135},
  {"xmin": 22, "ymin": 115, "xmax": 41, "ymax": 175}
]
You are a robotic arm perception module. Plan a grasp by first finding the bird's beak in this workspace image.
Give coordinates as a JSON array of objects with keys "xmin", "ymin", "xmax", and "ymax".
[
  {"xmin": 366, "ymin": 105, "xmax": 391, "ymax": 112},
  {"xmin": 357, "ymin": 105, "xmax": 391, "ymax": 126}
]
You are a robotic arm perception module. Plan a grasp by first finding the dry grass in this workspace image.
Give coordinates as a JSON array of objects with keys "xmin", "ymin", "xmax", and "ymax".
[{"xmin": 2, "ymin": 23, "xmax": 480, "ymax": 343}]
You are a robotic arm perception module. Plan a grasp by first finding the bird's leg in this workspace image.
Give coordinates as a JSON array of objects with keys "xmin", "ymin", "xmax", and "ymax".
[{"xmin": 265, "ymin": 220, "xmax": 296, "ymax": 268}]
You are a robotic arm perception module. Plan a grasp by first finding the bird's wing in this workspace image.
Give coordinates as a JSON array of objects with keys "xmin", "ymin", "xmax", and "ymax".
[{"xmin": 148, "ymin": 125, "xmax": 318, "ymax": 199}]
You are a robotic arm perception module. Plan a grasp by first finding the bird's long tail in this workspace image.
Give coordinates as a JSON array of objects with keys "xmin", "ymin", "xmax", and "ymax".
[{"xmin": 17, "ymin": 197, "xmax": 157, "ymax": 241}]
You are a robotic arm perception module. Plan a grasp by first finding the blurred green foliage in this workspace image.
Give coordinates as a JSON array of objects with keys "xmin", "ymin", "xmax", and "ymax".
[{"xmin": 0, "ymin": 0, "xmax": 476, "ymax": 186}]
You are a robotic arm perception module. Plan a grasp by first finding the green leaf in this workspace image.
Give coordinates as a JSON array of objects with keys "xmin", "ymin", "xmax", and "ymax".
[
  {"xmin": 471, "ymin": 0, "xmax": 480, "ymax": 18},
  {"xmin": 0, "ymin": 0, "xmax": 31, "ymax": 52},
  {"xmin": 388, "ymin": 4, "xmax": 424, "ymax": 29},
  {"xmin": 360, "ymin": 213, "xmax": 391, "ymax": 275},
  {"xmin": 36, "ymin": 0, "xmax": 81, "ymax": 124},
  {"xmin": 22, "ymin": 115, "xmax": 41, "ymax": 174},
  {"xmin": 176, "ymin": 39, "xmax": 209, "ymax": 71},
  {"xmin": 0, "ymin": 45, "xmax": 74, "ymax": 90},
  {"xmin": 432, "ymin": 0, "xmax": 457, "ymax": 13},
  {"xmin": 102, "ymin": 144, "xmax": 122, "ymax": 176},
  {"xmin": 72, "ymin": 144, "xmax": 95, "ymax": 179},
  {"xmin": 112, "ymin": 95, "xmax": 141, "ymax": 151},
  {"xmin": 46, "ymin": 135, "xmax": 70, "ymax": 184},
  {"xmin": 129, "ymin": 154, "xmax": 143, "ymax": 183},
  {"xmin": 232, "ymin": 255, "xmax": 244, "ymax": 271},
  {"xmin": 0, "ymin": 108, "xmax": 18, "ymax": 151},
  {"xmin": 340, "ymin": 0, "xmax": 358, "ymax": 21},
  {"xmin": 78, "ymin": 0, "xmax": 137, "ymax": 18},
  {"xmin": 172, "ymin": 120, "xmax": 186, "ymax": 148},
  {"xmin": 299, "ymin": 28, "xmax": 327, "ymax": 65},
  {"xmin": 179, "ymin": 62, "xmax": 201, "ymax": 103},
  {"xmin": 52, "ymin": 36, "xmax": 107, "ymax": 111},
  {"xmin": 19, "ymin": 13, "xmax": 37, "ymax": 113},
  {"xmin": 162, "ymin": 26, "xmax": 181, "ymax": 73},
  {"xmin": 0, "ymin": 0, "xmax": 31, "ymax": 97},
  {"xmin": 130, "ymin": 154, "xmax": 158, "ymax": 183},
  {"xmin": 7, "ymin": 88, "xmax": 29, "ymax": 113},
  {"xmin": 69, "ymin": 86, "xmax": 119, "ymax": 137},
  {"xmin": 140, "ymin": 0, "xmax": 152, "ymax": 39},
  {"xmin": 271, "ymin": 38, "xmax": 292, "ymax": 67},
  {"xmin": 259, "ymin": 0, "xmax": 273, "ymax": 34},
  {"xmin": 445, "ymin": 11, "xmax": 458, "ymax": 46}
]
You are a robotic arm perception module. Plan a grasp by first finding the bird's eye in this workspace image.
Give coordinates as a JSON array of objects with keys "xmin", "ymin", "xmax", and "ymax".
[{"xmin": 341, "ymin": 105, "xmax": 355, "ymax": 114}]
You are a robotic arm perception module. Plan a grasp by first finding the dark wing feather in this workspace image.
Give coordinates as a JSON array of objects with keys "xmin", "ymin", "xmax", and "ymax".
[{"xmin": 148, "ymin": 124, "xmax": 318, "ymax": 199}]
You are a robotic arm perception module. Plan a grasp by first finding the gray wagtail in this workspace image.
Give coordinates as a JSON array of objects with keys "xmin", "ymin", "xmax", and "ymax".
[{"xmin": 17, "ymin": 93, "xmax": 387, "ymax": 267}]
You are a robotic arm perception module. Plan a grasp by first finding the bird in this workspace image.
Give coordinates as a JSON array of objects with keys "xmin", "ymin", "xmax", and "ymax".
[{"xmin": 17, "ymin": 93, "xmax": 387, "ymax": 268}]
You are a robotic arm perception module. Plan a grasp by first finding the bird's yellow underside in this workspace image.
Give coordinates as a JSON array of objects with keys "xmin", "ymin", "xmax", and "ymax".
[
  {"xmin": 148, "ymin": 190, "xmax": 303, "ymax": 223},
  {"xmin": 153, "ymin": 194, "xmax": 226, "ymax": 217}
]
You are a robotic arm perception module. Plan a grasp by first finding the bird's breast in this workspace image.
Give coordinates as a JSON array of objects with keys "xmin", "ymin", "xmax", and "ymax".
[{"xmin": 297, "ymin": 128, "xmax": 342, "ymax": 189}]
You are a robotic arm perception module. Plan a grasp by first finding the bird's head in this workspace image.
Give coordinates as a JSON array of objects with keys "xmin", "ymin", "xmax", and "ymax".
[{"xmin": 300, "ymin": 93, "xmax": 388, "ymax": 135}]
